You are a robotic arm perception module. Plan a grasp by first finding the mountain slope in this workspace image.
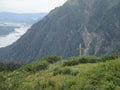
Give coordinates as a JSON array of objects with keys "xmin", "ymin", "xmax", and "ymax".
[{"xmin": 0, "ymin": 0, "xmax": 120, "ymax": 62}]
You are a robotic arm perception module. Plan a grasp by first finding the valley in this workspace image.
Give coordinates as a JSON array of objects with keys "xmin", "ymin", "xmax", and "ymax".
[
  {"xmin": 0, "ymin": 22, "xmax": 31, "ymax": 48},
  {"xmin": 0, "ymin": 12, "xmax": 47, "ymax": 48}
]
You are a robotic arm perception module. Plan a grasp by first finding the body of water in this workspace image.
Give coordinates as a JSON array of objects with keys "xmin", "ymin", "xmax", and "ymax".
[{"xmin": 0, "ymin": 22, "xmax": 31, "ymax": 48}]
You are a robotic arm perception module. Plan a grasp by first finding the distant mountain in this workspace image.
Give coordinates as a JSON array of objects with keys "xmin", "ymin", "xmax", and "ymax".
[
  {"xmin": 0, "ymin": 12, "xmax": 47, "ymax": 24},
  {"xmin": 0, "ymin": 0, "xmax": 120, "ymax": 63}
]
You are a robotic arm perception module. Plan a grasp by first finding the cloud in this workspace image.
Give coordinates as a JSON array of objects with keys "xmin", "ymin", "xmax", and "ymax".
[{"xmin": 0, "ymin": 0, "xmax": 67, "ymax": 13}]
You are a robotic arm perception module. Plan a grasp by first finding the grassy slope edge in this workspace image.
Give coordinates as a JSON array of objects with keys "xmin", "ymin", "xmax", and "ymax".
[{"xmin": 0, "ymin": 54, "xmax": 120, "ymax": 90}]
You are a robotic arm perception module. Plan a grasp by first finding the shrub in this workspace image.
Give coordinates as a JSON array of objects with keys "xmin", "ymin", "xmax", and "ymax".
[
  {"xmin": 81, "ymin": 60, "xmax": 120, "ymax": 90},
  {"xmin": 102, "ymin": 82, "xmax": 116, "ymax": 90},
  {"xmin": 33, "ymin": 61, "xmax": 49, "ymax": 71},
  {"xmin": 61, "ymin": 68, "xmax": 71, "ymax": 75},
  {"xmin": 24, "ymin": 61, "xmax": 49, "ymax": 73},
  {"xmin": 52, "ymin": 67, "xmax": 61, "ymax": 76},
  {"xmin": 63, "ymin": 57, "xmax": 79, "ymax": 66},
  {"xmin": 83, "ymin": 56, "xmax": 100, "ymax": 63},
  {"xmin": 65, "ymin": 79, "xmax": 76, "ymax": 89},
  {"xmin": 0, "ymin": 72, "xmax": 6, "ymax": 82},
  {"xmin": 89, "ymin": 57, "xmax": 100, "ymax": 63},
  {"xmin": 48, "ymin": 80, "xmax": 55, "ymax": 88},
  {"xmin": 24, "ymin": 65, "xmax": 33, "ymax": 72},
  {"xmin": 70, "ymin": 70, "xmax": 79, "ymax": 76},
  {"xmin": 63, "ymin": 56, "xmax": 100, "ymax": 66},
  {"xmin": 53, "ymin": 67, "xmax": 79, "ymax": 76},
  {"xmin": 78, "ymin": 57, "xmax": 88, "ymax": 63},
  {"xmin": 42, "ymin": 55, "xmax": 61, "ymax": 64},
  {"xmin": 0, "ymin": 62, "xmax": 24, "ymax": 72},
  {"xmin": 101, "ymin": 54, "xmax": 119, "ymax": 62}
]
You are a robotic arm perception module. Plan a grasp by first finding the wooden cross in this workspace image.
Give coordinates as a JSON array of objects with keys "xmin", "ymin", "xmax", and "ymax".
[{"xmin": 77, "ymin": 43, "xmax": 84, "ymax": 56}]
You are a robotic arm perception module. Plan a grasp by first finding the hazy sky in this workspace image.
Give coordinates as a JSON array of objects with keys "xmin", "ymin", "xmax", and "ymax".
[{"xmin": 0, "ymin": 0, "xmax": 67, "ymax": 13}]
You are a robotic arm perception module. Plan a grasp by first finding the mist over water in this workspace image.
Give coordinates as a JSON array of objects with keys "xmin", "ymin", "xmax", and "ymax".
[{"xmin": 0, "ymin": 23, "xmax": 31, "ymax": 48}]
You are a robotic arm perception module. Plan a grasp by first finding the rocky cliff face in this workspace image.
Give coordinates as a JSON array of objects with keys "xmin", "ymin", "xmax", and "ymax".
[{"xmin": 0, "ymin": 0, "xmax": 120, "ymax": 63}]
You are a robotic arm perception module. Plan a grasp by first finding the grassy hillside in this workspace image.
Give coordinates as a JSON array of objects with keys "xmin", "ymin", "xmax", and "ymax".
[{"xmin": 0, "ymin": 54, "xmax": 120, "ymax": 90}]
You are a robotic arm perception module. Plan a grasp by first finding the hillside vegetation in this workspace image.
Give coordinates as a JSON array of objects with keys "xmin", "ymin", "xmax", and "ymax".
[{"xmin": 0, "ymin": 54, "xmax": 120, "ymax": 90}]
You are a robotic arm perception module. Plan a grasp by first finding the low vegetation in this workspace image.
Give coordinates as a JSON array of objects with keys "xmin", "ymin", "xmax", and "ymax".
[
  {"xmin": 41, "ymin": 55, "xmax": 61, "ymax": 64},
  {"xmin": 63, "ymin": 54, "xmax": 120, "ymax": 66},
  {"xmin": 0, "ymin": 62, "xmax": 24, "ymax": 72},
  {"xmin": 0, "ymin": 54, "xmax": 120, "ymax": 90}
]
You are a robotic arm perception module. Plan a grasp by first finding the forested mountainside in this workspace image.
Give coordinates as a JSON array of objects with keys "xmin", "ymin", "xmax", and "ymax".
[{"xmin": 0, "ymin": 0, "xmax": 120, "ymax": 63}]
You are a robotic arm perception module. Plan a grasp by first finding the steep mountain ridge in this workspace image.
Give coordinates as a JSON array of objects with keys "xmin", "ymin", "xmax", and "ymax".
[
  {"xmin": 0, "ymin": 0, "xmax": 120, "ymax": 62},
  {"xmin": 88, "ymin": 2, "xmax": 120, "ymax": 55}
]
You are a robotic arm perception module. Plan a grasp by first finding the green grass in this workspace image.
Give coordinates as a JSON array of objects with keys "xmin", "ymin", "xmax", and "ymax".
[{"xmin": 0, "ymin": 55, "xmax": 120, "ymax": 90}]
